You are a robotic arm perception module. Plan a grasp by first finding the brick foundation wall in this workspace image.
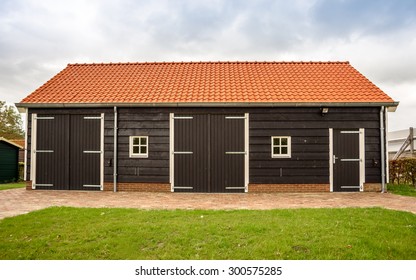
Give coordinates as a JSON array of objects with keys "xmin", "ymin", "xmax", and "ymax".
[
  {"xmin": 363, "ymin": 183, "xmax": 382, "ymax": 192},
  {"xmin": 103, "ymin": 182, "xmax": 112, "ymax": 191},
  {"xmin": 25, "ymin": 181, "xmax": 32, "ymax": 190},
  {"xmin": 26, "ymin": 181, "xmax": 379, "ymax": 193},
  {"xmin": 103, "ymin": 182, "xmax": 171, "ymax": 192},
  {"xmin": 249, "ymin": 184, "xmax": 330, "ymax": 193}
]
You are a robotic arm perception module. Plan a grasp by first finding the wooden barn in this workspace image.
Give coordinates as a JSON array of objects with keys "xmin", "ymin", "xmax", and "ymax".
[
  {"xmin": 16, "ymin": 61, "xmax": 398, "ymax": 193},
  {"xmin": 0, "ymin": 137, "xmax": 23, "ymax": 183}
]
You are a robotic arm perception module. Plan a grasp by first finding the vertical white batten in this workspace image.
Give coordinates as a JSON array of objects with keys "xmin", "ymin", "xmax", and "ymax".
[
  {"xmin": 329, "ymin": 128, "xmax": 333, "ymax": 192},
  {"xmin": 30, "ymin": 114, "xmax": 37, "ymax": 189},
  {"xmin": 169, "ymin": 113, "xmax": 174, "ymax": 192},
  {"xmin": 113, "ymin": 107, "xmax": 117, "ymax": 192},
  {"xmin": 23, "ymin": 108, "xmax": 28, "ymax": 181},
  {"xmin": 359, "ymin": 128, "xmax": 365, "ymax": 191},
  {"xmin": 244, "ymin": 113, "xmax": 249, "ymax": 192},
  {"xmin": 100, "ymin": 113, "xmax": 105, "ymax": 191}
]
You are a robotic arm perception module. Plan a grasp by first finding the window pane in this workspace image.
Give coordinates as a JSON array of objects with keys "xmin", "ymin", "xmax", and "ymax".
[
  {"xmin": 273, "ymin": 138, "xmax": 280, "ymax": 145},
  {"xmin": 273, "ymin": 147, "xmax": 280, "ymax": 155},
  {"xmin": 281, "ymin": 138, "xmax": 288, "ymax": 145},
  {"xmin": 133, "ymin": 146, "xmax": 140, "ymax": 154},
  {"xmin": 141, "ymin": 137, "xmax": 147, "ymax": 145},
  {"xmin": 140, "ymin": 146, "xmax": 147, "ymax": 154},
  {"xmin": 133, "ymin": 138, "xmax": 141, "ymax": 145},
  {"xmin": 281, "ymin": 147, "xmax": 288, "ymax": 155}
]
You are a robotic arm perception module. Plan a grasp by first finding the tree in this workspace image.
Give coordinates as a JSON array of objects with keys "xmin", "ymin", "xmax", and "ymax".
[{"xmin": 0, "ymin": 101, "xmax": 24, "ymax": 139}]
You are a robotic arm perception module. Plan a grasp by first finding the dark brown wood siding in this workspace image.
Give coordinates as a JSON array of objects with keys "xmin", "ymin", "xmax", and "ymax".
[
  {"xmin": 114, "ymin": 108, "xmax": 170, "ymax": 183},
  {"xmin": 26, "ymin": 107, "xmax": 382, "ymax": 188},
  {"xmin": 249, "ymin": 107, "xmax": 381, "ymax": 184}
]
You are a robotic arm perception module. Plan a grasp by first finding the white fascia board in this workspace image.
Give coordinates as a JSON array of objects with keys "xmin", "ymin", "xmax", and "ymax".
[{"xmin": 16, "ymin": 101, "xmax": 399, "ymax": 109}]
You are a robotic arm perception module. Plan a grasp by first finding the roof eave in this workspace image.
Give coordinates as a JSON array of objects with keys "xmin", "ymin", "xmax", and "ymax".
[
  {"xmin": 16, "ymin": 101, "xmax": 399, "ymax": 112},
  {"xmin": 0, "ymin": 137, "xmax": 24, "ymax": 149}
]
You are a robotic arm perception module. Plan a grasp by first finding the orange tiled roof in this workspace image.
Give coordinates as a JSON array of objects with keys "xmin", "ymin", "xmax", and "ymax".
[{"xmin": 19, "ymin": 61, "xmax": 395, "ymax": 105}]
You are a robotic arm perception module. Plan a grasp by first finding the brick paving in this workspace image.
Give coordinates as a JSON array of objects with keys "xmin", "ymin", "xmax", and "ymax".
[{"xmin": 1, "ymin": 188, "xmax": 415, "ymax": 219}]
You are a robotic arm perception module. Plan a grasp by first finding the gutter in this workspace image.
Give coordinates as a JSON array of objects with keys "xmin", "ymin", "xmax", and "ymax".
[
  {"xmin": 15, "ymin": 101, "xmax": 399, "ymax": 113},
  {"xmin": 113, "ymin": 106, "xmax": 118, "ymax": 192}
]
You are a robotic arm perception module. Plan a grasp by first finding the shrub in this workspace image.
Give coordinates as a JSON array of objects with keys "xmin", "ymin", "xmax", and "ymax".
[{"xmin": 389, "ymin": 158, "xmax": 416, "ymax": 186}]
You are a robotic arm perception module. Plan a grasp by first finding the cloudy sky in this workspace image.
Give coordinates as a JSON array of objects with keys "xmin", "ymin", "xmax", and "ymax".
[{"xmin": 1, "ymin": 0, "xmax": 415, "ymax": 131}]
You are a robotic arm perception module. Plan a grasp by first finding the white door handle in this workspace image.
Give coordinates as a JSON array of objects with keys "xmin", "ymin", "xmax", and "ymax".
[{"xmin": 333, "ymin": 155, "xmax": 339, "ymax": 164}]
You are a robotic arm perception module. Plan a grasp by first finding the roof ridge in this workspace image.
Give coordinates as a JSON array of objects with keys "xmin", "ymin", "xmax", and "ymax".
[{"xmin": 67, "ymin": 61, "xmax": 350, "ymax": 66}]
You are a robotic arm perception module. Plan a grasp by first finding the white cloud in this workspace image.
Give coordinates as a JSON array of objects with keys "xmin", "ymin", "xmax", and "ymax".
[
  {"xmin": 0, "ymin": 0, "xmax": 415, "ymax": 131},
  {"xmin": 381, "ymin": 82, "xmax": 416, "ymax": 130}
]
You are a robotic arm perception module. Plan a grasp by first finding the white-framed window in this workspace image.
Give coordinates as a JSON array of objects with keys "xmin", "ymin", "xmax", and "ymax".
[
  {"xmin": 271, "ymin": 136, "xmax": 291, "ymax": 158},
  {"xmin": 129, "ymin": 136, "xmax": 148, "ymax": 158}
]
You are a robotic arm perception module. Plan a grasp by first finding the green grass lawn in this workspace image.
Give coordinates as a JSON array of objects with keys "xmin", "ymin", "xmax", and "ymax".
[
  {"xmin": 388, "ymin": 183, "xmax": 416, "ymax": 197},
  {"xmin": 0, "ymin": 182, "xmax": 25, "ymax": 191},
  {"xmin": 0, "ymin": 207, "xmax": 415, "ymax": 260}
]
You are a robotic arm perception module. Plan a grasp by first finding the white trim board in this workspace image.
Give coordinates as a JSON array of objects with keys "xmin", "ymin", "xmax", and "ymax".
[
  {"xmin": 30, "ymin": 114, "xmax": 37, "ymax": 189},
  {"xmin": 244, "ymin": 113, "xmax": 249, "ymax": 193},
  {"xmin": 329, "ymin": 128, "xmax": 333, "ymax": 192},
  {"xmin": 100, "ymin": 113, "xmax": 105, "ymax": 191},
  {"xmin": 169, "ymin": 113, "xmax": 174, "ymax": 192},
  {"xmin": 359, "ymin": 128, "xmax": 365, "ymax": 191},
  {"xmin": 23, "ymin": 108, "xmax": 28, "ymax": 181}
]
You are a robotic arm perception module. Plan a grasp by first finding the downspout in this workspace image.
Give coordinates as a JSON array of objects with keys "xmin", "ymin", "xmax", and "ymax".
[
  {"xmin": 380, "ymin": 106, "xmax": 386, "ymax": 193},
  {"xmin": 113, "ymin": 106, "xmax": 118, "ymax": 192}
]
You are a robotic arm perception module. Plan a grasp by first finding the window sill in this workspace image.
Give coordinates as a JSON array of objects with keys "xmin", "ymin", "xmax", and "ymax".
[
  {"xmin": 272, "ymin": 155, "xmax": 291, "ymax": 159},
  {"xmin": 129, "ymin": 155, "xmax": 148, "ymax": 159}
]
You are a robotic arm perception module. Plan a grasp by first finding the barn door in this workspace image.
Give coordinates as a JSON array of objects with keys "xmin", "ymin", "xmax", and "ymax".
[
  {"xmin": 210, "ymin": 115, "xmax": 246, "ymax": 193},
  {"xmin": 69, "ymin": 115, "xmax": 103, "ymax": 190},
  {"xmin": 332, "ymin": 129, "xmax": 365, "ymax": 192},
  {"xmin": 31, "ymin": 113, "xmax": 103, "ymax": 190},
  {"xmin": 171, "ymin": 113, "xmax": 247, "ymax": 193},
  {"xmin": 173, "ymin": 115, "xmax": 209, "ymax": 192},
  {"xmin": 32, "ymin": 114, "xmax": 69, "ymax": 190}
]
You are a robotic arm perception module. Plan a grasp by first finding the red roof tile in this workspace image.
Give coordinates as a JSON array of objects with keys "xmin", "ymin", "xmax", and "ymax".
[{"xmin": 19, "ymin": 61, "xmax": 395, "ymax": 105}]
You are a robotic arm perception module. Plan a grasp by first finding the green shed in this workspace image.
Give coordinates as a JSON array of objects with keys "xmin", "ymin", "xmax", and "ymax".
[{"xmin": 0, "ymin": 137, "xmax": 23, "ymax": 183}]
